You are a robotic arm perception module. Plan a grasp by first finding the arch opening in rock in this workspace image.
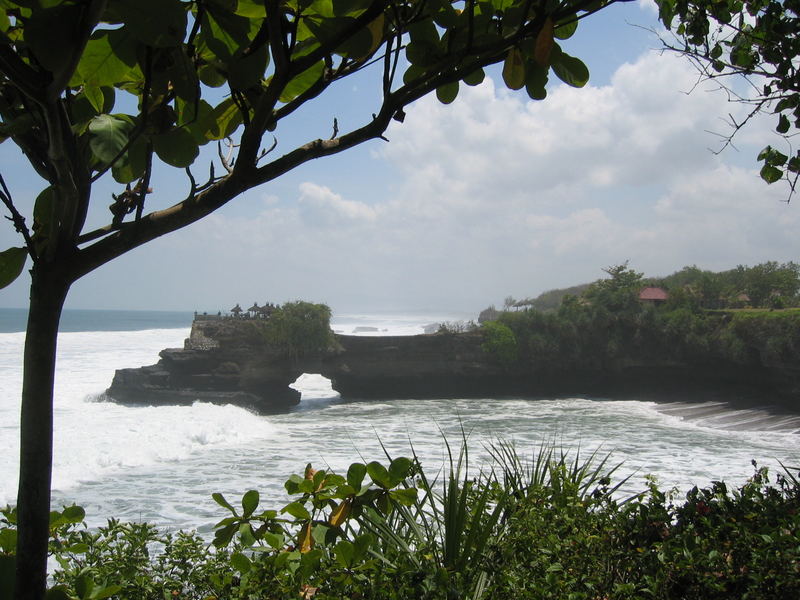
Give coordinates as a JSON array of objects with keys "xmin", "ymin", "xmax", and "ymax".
[{"xmin": 289, "ymin": 373, "xmax": 341, "ymax": 401}]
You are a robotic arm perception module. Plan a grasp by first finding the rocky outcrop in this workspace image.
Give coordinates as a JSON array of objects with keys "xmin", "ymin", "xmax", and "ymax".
[
  {"xmin": 107, "ymin": 319, "xmax": 306, "ymax": 412},
  {"xmin": 106, "ymin": 317, "xmax": 800, "ymax": 413},
  {"xmin": 107, "ymin": 318, "xmax": 515, "ymax": 411}
]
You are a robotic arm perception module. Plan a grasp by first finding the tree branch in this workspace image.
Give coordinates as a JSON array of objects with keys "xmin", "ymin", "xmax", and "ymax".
[
  {"xmin": 68, "ymin": 10, "xmax": 556, "ymax": 282},
  {"xmin": 0, "ymin": 173, "xmax": 37, "ymax": 262}
]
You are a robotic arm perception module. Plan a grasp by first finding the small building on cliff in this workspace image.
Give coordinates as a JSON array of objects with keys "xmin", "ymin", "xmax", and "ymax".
[{"xmin": 639, "ymin": 286, "xmax": 669, "ymax": 304}]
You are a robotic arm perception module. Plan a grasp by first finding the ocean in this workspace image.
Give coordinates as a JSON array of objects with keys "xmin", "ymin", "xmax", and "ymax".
[{"xmin": 0, "ymin": 308, "xmax": 798, "ymax": 536}]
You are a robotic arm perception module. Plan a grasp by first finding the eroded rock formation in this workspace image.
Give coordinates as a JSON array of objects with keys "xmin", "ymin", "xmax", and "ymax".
[{"xmin": 106, "ymin": 316, "xmax": 800, "ymax": 413}]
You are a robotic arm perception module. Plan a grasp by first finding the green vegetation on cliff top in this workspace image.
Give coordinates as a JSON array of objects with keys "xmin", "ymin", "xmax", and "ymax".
[{"xmin": 477, "ymin": 263, "xmax": 800, "ymax": 374}]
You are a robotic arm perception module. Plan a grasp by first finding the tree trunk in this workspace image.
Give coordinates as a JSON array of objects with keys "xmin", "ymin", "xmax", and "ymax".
[{"xmin": 14, "ymin": 267, "xmax": 70, "ymax": 600}]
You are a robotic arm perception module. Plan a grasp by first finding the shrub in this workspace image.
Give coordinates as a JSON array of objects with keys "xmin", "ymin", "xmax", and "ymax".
[
  {"xmin": 261, "ymin": 301, "xmax": 335, "ymax": 360},
  {"xmin": 2, "ymin": 446, "xmax": 799, "ymax": 599},
  {"xmin": 481, "ymin": 321, "xmax": 518, "ymax": 367}
]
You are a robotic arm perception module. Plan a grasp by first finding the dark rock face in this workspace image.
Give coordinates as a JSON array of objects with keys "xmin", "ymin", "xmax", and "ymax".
[
  {"xmin": 107, "ymin": 319, "xmax": 304, "ymax": 412},
  {"xmin": 106, "ymin": 318, "xmax": 800, "ymax": 413}
]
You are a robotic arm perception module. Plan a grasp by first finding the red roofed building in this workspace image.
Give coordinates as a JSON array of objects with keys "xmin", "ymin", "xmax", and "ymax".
[{"xmin": 639, "ymin": 286, "xmax": 669, "ymax": 304}]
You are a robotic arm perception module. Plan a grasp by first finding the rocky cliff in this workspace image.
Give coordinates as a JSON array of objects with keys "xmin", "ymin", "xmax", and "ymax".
[{"xmin": 106, "ymin": 317, "xmax": 799, "ymax": 413}]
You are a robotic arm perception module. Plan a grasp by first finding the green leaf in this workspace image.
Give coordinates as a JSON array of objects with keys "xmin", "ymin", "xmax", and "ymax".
[
  {"xmin": 408, "ymin": 16, "xmax": 440, "ymax": 46},
  {"xmin": 228, "ymin": 47, "xmax": 269, "ymax": 91},
  {"xmin": 760, "ymin": 164, "xmax": 783, "ymax": 184},
  {"xmin": 406, "ymin": 39, "xmax": 438, "ymax": 66},
  {"xmin": 32, "ymin": 186, "xmax": 55, "ymax": 252},
  {"xmin": 376, "ymin": 491, "xmax": 390, "ymax": 514},
  {"xmin": 554, "ymin": 16, "xmax": 578, "ymax": 40},
  {"xmin": 213, "ymin": 523, "xmax": 238, "ymax": 547},
  {"xmin": 463, "ymin": 67, "xmax": 485, "ymax": 87},
  {"xmin": 758, "ymin": 145, "xmax": 788, "ymax": 166},
  {"xmin": 238, "ymin": 522, "xmax": 256, "ymax": 547},
  {"xmin": 74, "ymin": 574, "xmax": 93, "ymax": 599},
  {"xmin": 0, "ymin": 112, "xmax": 35, "ymax": 142},
  {"xmin": 88, "ymin": 114, "xmax": 134, "ymax": 165},
  {"xmin": 347, "ymin": 463, "xmax": 367, "ymax": 489},
  {"xmin": 502, "ymin": 48, "xmax": 526, "ymax": 90},
  {"xmin": 389, "ymin": 457, "xmax": 413, "ymax": 483},
  {"xmin": 432, "ymin": 2, "xmax": 459, "ymax": 28},
  {"xmin": 263, "ymin": 532, "xmax": 284, "ymax": 549},
  {"xmin": 551, "ymin": 49, "xmax": 589, "ymax": 88},
  {"xmin": 45, "ymin": 587, "xmax": 72, "ymax": 600},
  {"xmin": 200, "ymin": 7, "xmax": 252, "ymax": 61},
  {"xmin": 389, "ymin": 487, "xmax": 418, "ymax": 506},
  {"xmin": 335, "ymin": 23, "xmax": 374, "ymax": 59},
  {"xmin": 0, "ymin": 529, "xmax": 17, "ymax": 553},
  {"xmin": 525, "ymin": 61, "xmax": 549, "ymax": 101},
  {"xmin": 403, "ymin": 64, "xmax": 426, "ymax": 86},
  {"xmin": 198, "ymin": 64, "xmax": 227, "ymax": 88},
  {"xmin": 241, "ymin": 490, "xmax": 259, "ymax": 517},
  {"xmin": 91, "ymin": 585, "xmax": 123, "ymax": 600},
  {"xmin": 332, "ymin": 0, "xmax": 372, "ymax": 17},
  {"xmin": 0, "ymin": 247, "xmax": 27, "ymax": 290},
  {"xmin": 212, "ymin": 492, "xmax": 237, "ymax": 515},
  {"xmin": 279, "ymin": 60, "xmax": 324, "ymax": 103},
  {"xmin": 168, "ymin": 46, "xmax": 201, "ymax": 102},
  {"xmin": 114, "ymin": 0, "xmax": 187, "ymax": 48},
  {"xmin": 83, "ymin": 86, "xmax": 105, "ymax": 114},
  {"xmin": 25, "ymin": 4, "xmax": 85, "ymax": 74},
  {"xmin": 334, "ymin": 540, "xmax": 355, "ymax": 567},
  {"xmin": 235, "ymin": 0, "xmax": 268, "ymax": 17},
  {"xmin": 282, "ymin": 501, "xmax": 311, "ymax": 520},
  {"xmin": 436, "ymin": 81, "xmax": 459, "ymax": 104},
  {"xmin": 367, "ymin": 461, "xmax": 392, "ymax": 488},
  {"xmin": 231, "ymin": 552, "xmax": 252, "ymax": 573},
  {"xmin": 353, "ymin": 532, "xmax": 373, "ymax": 560},
  {"xmin": 777, "ymin": 114, "xmax": 791, "ymax": 134},
  {"xmin": 153, "ymin": 127, "xmax": 199, "ymax": 168},
  {"xmin": 77, "ymin": 29, "xmax": 138, "ymax": 88},
  {"xmin": 111, "ymin": 136, "xmax": 148, "ymax": 184},
  {"xmin": 61, "ymin": 505, "xmax": 85, "ymax": 523}
]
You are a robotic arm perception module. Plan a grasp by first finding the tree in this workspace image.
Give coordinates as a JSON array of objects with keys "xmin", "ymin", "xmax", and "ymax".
[
  {"xmin": 739, "ymin": 261, "xmax": 800, "ymax": 307},
  {"xmin": 262, "ymin": 300, "xmax": 334, "ymax": 359},
  {"xmin": 582, "ymin": 262, "xmax": 644, "ymax": 313},
  {"xmin": 655, "ymin": 0, "xmax": 800, "ymax": 196},
  {"xmin": 0, "ymin": 1, "xmax": 628, "ymax": 597}
]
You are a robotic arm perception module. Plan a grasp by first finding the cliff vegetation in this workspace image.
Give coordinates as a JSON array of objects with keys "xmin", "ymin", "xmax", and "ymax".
[{"xmin": 478, "ymin": 263, "xmax": 800, "ymax": 382}]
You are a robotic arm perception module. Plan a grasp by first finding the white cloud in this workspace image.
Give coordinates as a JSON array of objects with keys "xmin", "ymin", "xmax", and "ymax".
[
  {"xmin": 298, "ymin": 182, "xmax": 378, "ymax": 225},
  {"xmin": 638, "ymin": 0, "xmax": 659, "ymax": 15},
  {"xmin": 58, "ymin": 49, "xmax": 800, "ymax": 312}
]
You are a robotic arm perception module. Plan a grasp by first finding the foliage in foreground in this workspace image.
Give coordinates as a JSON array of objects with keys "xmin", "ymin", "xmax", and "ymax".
[{"xmin": 2, "ymin": 443, "xmax": 800, "ymax": 599}]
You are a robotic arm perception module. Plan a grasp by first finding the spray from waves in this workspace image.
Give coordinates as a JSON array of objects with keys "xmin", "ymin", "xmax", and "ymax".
[
  {"xmin": 331, "ymin": 311, "xmax": 475, "ymax": 336},
  {"xmin": 50, "ymin": 401, "xmax": 277, "ymax": 495},
  {"xmin": 0, "ymin": 326, "xmax": 280, "ymax": 505}
]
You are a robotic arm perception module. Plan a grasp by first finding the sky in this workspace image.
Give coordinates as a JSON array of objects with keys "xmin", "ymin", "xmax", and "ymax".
[{"xmin": 1, "ymin": 1, "xmax": 798, "ymax": 315}]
